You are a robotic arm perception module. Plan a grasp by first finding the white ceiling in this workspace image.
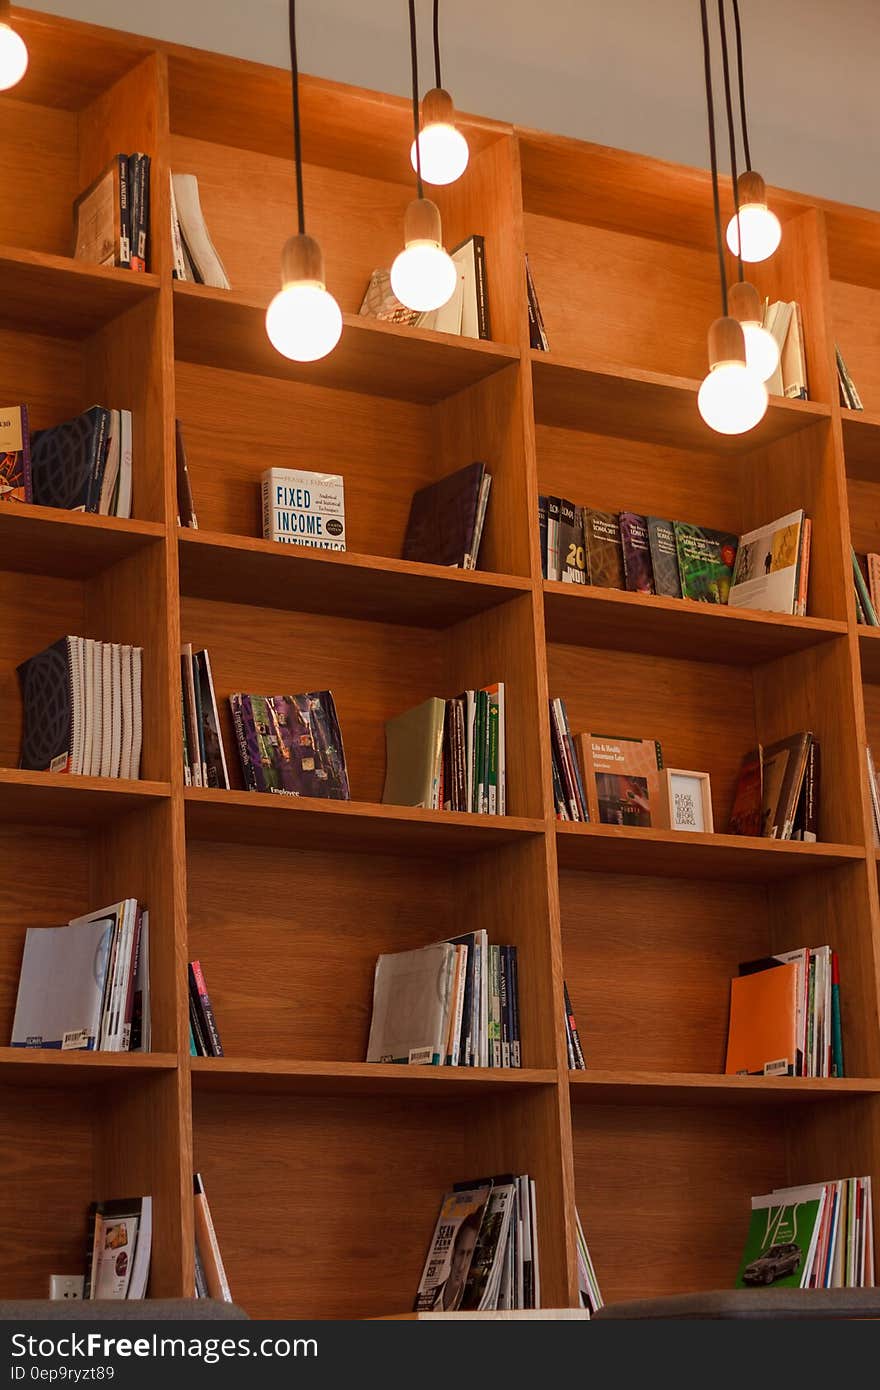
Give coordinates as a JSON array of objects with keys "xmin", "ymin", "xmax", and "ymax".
[{"xmin": 21, "ymin": 0, "xmax": 880, "ymax": 212}]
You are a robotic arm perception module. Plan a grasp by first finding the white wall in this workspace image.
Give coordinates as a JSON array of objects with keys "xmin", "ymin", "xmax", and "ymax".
[{"xmin": 20, "ymin": 0, "xmax": 880, "ymax": 211}]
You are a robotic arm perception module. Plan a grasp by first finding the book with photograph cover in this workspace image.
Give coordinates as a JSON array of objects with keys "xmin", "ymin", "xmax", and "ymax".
[
  {"xmin": 576, "ymin": 733, "xmax": 664, "ymax": 827},
  {"xmin": 0, "ymin": 405, "xmax": 31, "ymax": 504},
  {"xmin": 728, "ymin": 510, "xmax": 804, "ymax": 615},
  {"xmin": 674, "ymin": 523, "xmax": 738, "ymax": 603},
  {"xmin": 414, "ymin": 1182, "xmax": 493, "ymax": 1311},
  {"xmin": 229, "ymin": 691, "xmax": 350, "ymax": 799}
]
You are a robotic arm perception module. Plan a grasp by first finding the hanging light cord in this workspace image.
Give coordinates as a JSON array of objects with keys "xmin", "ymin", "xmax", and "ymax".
[
  {"xmin": 409, "ymin": 0, "xmax": 424, "ymax": 198},
  {"xmin": 288, "ymin": 0, "xmax": 305, "ymax": 235},
  {"xmin": 699, "ymin": 0, "xmax": 727, "ymax": 316},
  {"xmin": 717, "ymin": 0, "xmax": 744, "ymax": 282},
  {"xmin": 433, "ymin": 0, "xmax": 442, "ymax": 89},
  {"xmin": 731, "ymin": 0, "xmax": 752, "ymax": 171}
]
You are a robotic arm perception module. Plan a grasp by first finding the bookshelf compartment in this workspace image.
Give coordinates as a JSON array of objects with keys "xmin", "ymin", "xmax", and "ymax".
[
  {"xmin": 192, "ymin": 1083, "xmax": 567, "ymax": 1318},
  {"xmin": 187, "ymin": 832, "xmax": 559, "ymax": 1069},
  {"xmin": 0, "ymin": 508, "xmax": 164, "ymax": 582},
  {"xmin": 832, "ymin": 279, "xmax": 880, "ymax": 415}
]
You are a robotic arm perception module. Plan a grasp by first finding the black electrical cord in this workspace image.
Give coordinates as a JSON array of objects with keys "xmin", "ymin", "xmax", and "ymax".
[
  {"xmin": 731, "ymin": 0, "xmax": 752, "ymax": 171},
  {"xmin": 433, "ymin": 0, "xmax": 442, "ymax": 89},
  {"xmin": 288, "ymin": 0, "xmax": 305, "ymax": 235},
  {"xmin": 409, "ymin": 0, "xmax": 424, "ymax": 198},
  {"xmin": 718, "ymin": 0, "xmax": 744, "ymax": 281},
  {"xmin": 699, "ymin": 0, "xmax": 727, "ymax": 316}
]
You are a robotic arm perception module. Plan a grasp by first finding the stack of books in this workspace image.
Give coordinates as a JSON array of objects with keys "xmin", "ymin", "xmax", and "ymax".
[
  {"xmin": 725, "ymin": 944, "xmax": 843, "ymax": 1078},
  {"xmin": 194, "ymin": 1174, "xmax": 233, "ymax": 1302},
  {"xmin": 564, "ymin": 981, "xmax": 586, "ymax": 1070},
  {"xmin": 18, "ymin": 637, "xmax": 143, "ymax": 779},
  {"xmin": 188, "ymin": 961, "xmax": 223, "ymax": 1058},
  {"xmin": 180, "ymin": 646, "xmax": 229, "ymax": 789},
  {"xmin": 549, "ymin": 721, "xmax": 664, "ymax": 829},
  {"xmin": 73, "ymin": 153, "xmax": 151, "ymax": 272},
  {"xmin": 576, "ymin": 1211, "xmax": 603, "ymax": 1312},
  {"xmin": 84, "ymin": 1197, "xmax": 152, "ymax": 1300},
  {"xmin": 736, "ymin": 1178, "xmax": 873, "ymax": 1289},
  {"xmin": 728, "ymin": 736, "xmax": 820, "ymax": 842},
  {"xmin": 12, "ymin": 899, "xmax": 150, "ymax": 1052},
  {"xmin": 367, "ymin": 935, "xmax": 520, "ymax": 1068},
  {"xmin": 836, "ymin": 345, "xmax": 863, "ymax": 410},
  {"xmin": 170, "ymin": 172, "xmax": 230, "ymax": 288},
  {"xmin": 3, "ymin": 405, "xmax": 135, "ymax": 516},
  {"xmin": 360, "ymin": 235, "xmax": 489, "ymax": 339},
  {"xmin": 539, "ymin": 504, "xmax": 811, "ymax": 616},
  {"xmin": 383, "ymin": 686, "xmax": 506, "ymax": 814},
  {"xmin": 852, "ymin": 549, "xmax": 880, "ymax": 624},
  {"xmin": 762, "ymin": 299, "xmax": 808, "ymax": 400},
  {"xmin": 230, "ymin": 691, "xmax": 350, "ymax": 799},
  {"xmin": 415, "ymin": 1175, "xmax": 540, "ymax": 1311}
]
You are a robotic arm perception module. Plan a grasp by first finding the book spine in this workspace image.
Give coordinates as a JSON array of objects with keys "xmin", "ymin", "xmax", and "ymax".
[
  {"xmin": 509, "ymin": 945, "xmax": 520, "ymax": 1067},
  {"xmin": 189, "ymin": 959, "xmax": 224, "ymax": 1057},
  {"xmin": 802, "ymin": 738, "xmax": 819, "ymax": 843},
  {"xmin": 797, "ymin": 518, "xmax": 812, "ymax": 616},
  {"xmin": 129, "ymin": 154, "xmax": 145, "ymax": 271},
  {"xmin": 564, "ymin": 979, "xmax": 586, "ymax": 1069},
  {"xmin": 853, "ymin": 551, "xmax": 877, "ymax": 624},
  {"xmin": 499, "ymin": 946, "xmax": 510, "ymax": 1068},
  {"xmin": 526, "ymin": 264, "xmax": 542, "ymax": 351},
  {"xmin": 176, "ymin": 419, "xmax": 198, "ymax": 528},
  {"xmin": 489, "ymin": 944, "xmax": 501, "ymax": 1068},
  {"xmin": 538, "ymin": 496, "xmax": 548, "ymax": 579},
  {"xmin": 472, "ymin": 234, "xmax": 490, "ymax": 340},
  {"xmin": 193, "ymin": 1175, "xmax": 233, "ymax": 1302},
  {"xmin": 117, "ymin": 154, "xmax": 131, "ymax": 268},
  {"xmin": 868, "ymin": 553, "xmax": 880, "ymax": 618},
  {"xmin": 526, "ymin": 254, "xmax": 549, "ymax": 350},
  {"xmin": 188, "ymin": 992, "xmax": 208, "ymax": 1056},
  {"xmin": 481, "ymin": 689, "xmax": 491, "ymax": 814},
  {"xmin": 192, "ymin": 654, "xmax": 208, "ymax": 786},
  {"xmin": 87, "ymin": 409, "xmax": 110, "ymax": 514},
  {"xmin": 230, "ymin": 695, "xmax": 258, "ymax": 792},
  {"xmin": 169, "ymin": 171, "xmax": 188, "ymax": 280},
  {"xmin": 550, "ymin": 749, "xmax": 569, "ymax": 819},
  {"xmin": 550, "ymin": 699, "xmax": 580, "ymax": 821}
]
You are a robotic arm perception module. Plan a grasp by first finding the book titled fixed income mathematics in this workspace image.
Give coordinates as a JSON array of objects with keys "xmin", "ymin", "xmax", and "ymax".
[{"xmin": 261, "ymin": 467, "xmax": 346, "ymax": 550}]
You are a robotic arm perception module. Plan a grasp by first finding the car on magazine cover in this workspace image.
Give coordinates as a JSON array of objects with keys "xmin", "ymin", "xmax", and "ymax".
[{"xmin": 741, "ymin": 1242, "xmax": 802, "ymax": 1286}]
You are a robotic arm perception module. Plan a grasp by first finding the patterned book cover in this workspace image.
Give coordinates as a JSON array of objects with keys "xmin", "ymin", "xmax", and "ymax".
[
  {"xmin": 230, "ymin": 691, "xmax": 350, "ymax": 799},
  {"xmin": 17, "ymin": 636, "xmax": 75, "ymax": 773},
  {"xmin": 674, "ymin": 523, "xmax": 738, "ymax": 603},
  {"xmin": 0, "ymin": 405, "xmax": 31, "ymax": 503},
  {"xmin": 646, "ymin": 516, "xmax": 682, "ymax": 598},
  {"xmin": 619, "ymin": 512, "xmax": 655, "ymax": 594},
  {"xmin": 402, "ymin": 461, "xmax": 486, "ymax": 568},
  {"xmin": 580, "ymin": 733, "xmax": 663, "ymax": 827},
  {"xmin": 359, "ymin": 267, "xmax": 423, "ymax": 326},
  {"xmin": 584, "ymin": 509, "xmax": 624, "ymax": 589},
  {"xmin": 31, "ymin": 406, "xmax": 110, "ymax": 512}
]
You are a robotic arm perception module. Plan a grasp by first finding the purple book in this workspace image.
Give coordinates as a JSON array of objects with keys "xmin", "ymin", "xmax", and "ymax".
[
  {"xmin": 229, "ymin": 691, "xmax": 351, "ymax": 799},
  {"xmin": 619, "ymin": 512, "xmax": 655, "ymax": 595}
]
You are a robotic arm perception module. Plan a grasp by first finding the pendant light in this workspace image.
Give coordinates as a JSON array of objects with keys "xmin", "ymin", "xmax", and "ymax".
[
  {"xmin": 697, "ymin": 0, "xmax": 767, "ymax": 436},
  {"xmin": 724, "ymin": 0, "xmax": 781, "ymax": 263},
  {"xmin": 265, "ymin": 0, "xmax": 343, "ymax": 362},
  {"xmin": 391, "ymin": 0, "xmax": 457, "ymax": 313},
  {"xmin": 409, "ymin": 0, "xmax": 469, "ymax": 186},
  {"xmin": 717, "ymin": 0, "xmax": 779, "ymax": 382},
  {"xmin": 0, "ymin": 0, "xmax": 28, "ymax": 91}
]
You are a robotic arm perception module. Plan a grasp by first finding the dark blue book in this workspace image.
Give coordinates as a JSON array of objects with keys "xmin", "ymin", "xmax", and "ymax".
[
  {"xmin": 31, "ymin": 406, "xmax": 111, "ymax": 512},
  {"xmin": 17, "ymin": 636, "xmax": 76, "ymax": 773}
]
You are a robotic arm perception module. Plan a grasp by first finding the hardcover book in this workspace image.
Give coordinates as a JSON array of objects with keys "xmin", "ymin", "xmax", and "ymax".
[
  {"xmin": 674, "ymin": 523, "xmax": 738, "ymax": 603},
  {"xmin": 31, "ymin": 406, "xmax": 111, "ymax": 513},
  {"xmin": 583, "ymin": 509, "xmax": 624, "ymax": 589},
  {"xmin": 725, "ymin": 960, "xmax": 799, "ymax": 1076},
  {"xmin": 761, "ymin": 732, "xmax": 812, "ymax": 839},
  {"xmin": 646, "ymin": 516, "xmax": 682, "ymax": 598},
  {"xmin": 0, "ymin": 405, "xmax": 31, "ymax": 503},
  {"xmin": 727, "ymin": 747, "xmax": 763, "ymax": 837},
  {"xmin": 402, "ymin": 461, "xmax": 490, "ymax": 569},
  {"xmin": 619, "ymin": 511, "xmax": 655, "ymax": 594},
  {"xmin": 557, "ymin": 498, "xmax": 586, "ymax": 584},
  {"xmin": 382, "ymin": 697, "xmax": 446, "ymax": 809},
  {"xmin": 728, "ymin": 510, "xmax": 805, "ymax": 615},
  {"xmin": 576, "ymin": 732, "xmax": 663, "ymax": 827},
  {"xmin": 261, "ymin": 467, "xmax": 346, "ymax": 551},
  {"xmin": 229, "ymin": 691, "xmax": 350, "ymax": 799}
]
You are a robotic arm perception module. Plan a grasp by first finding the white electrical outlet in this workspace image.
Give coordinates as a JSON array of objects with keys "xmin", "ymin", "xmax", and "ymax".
[{"xmin": 49, "ymin": 1275, "xmax": 84, "ymax": 1301}]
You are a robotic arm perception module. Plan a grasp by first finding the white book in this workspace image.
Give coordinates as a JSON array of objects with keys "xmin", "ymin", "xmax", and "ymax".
[
  {"xmin": 181, "ymin": 643, "xmax": 201, "ymax": 787},
  {"xmin": 99, "ymin": 642, "xmax": 113, "ymax": 777},
  {"xmin": 433, "ymin": 267, "xmax": 464, "ymax": 335},
  {"xmin": 82, "ymin": 638, "xmax": 96, "ymax": 777},
  {"xmin": 728, "ymin": 510, "xmax": 804, "ymax": 615},
  {"xmin": 109, "ymin": 644, "xmax": 123, "ymax": 778},
  {"xmin": 366, "ymin": 942, "xmax": 456, "ymax": 1064},
  {"xmin": 68, "ymin": 901, "xmax": 124, "ymax": 1051},
  {"xmin": 133, "ymin": 909, "xmax": 150, "ymax": 1052},
  {"xmin": 119, "ymin": 644, "xmax": 133, "ymax": 782},
  {"xmin": 90, "ymin": 639, "xmax": 103, "ymax": 779},
  {"xmin": 71, "ymin": 636, "xmax": 86, "ymax": 776},
  {"xmin": 98, "ymin": 410, "xmax": 120, "ymax": 516},
  {"xmin": 11, "ymin": 919, "xmax": 114, "ymax": 1050},
  {"xmin": 169, "ymin": 170, "xmax": 189, "ymax": 280},
  {"xmin": 763, "ymin": 300, "xmax": 794, "ymax": 397},
  {"xmin": 260, "ymin": 467, "xmax": 346, "ymax": 551},
  {"xmin": 451, "ymin": 236, "xmax": 483, "ymax": 339},
  {"xmin": 129, "ymin": 646, "xmax": 143, "ymax": 779},
  {"xmin": 171, "ymin": 173, "xmax": 230, "ymax": 289},
  {"xmin": 114, "ymin": 409, "xmax": 133, "ymax": 519},
  {"xmin": 93, "ymin": 1209, "xmax": 140, "ymax": 1299},
  {"xmin": 782, "ymin": 301, "xmax": 808, "ymax": 400},
  {"xmin": 529, "ymin": 1179, "xmax": 540, "ymax": 1308},
  {"xmin": 109, "ymin": 899, "xmax": 138, "ymax": 1053},
  {"xmin": 465, "ymin": 691, "xmax": 476, "ymax": 814},
  {"xmin": 477, "ymin": 1182, "xmax": 517, "ymax": 1309},
  {"xmin": 127, "ymin": 1197, "xmax": 152, "ymax": 1299}
]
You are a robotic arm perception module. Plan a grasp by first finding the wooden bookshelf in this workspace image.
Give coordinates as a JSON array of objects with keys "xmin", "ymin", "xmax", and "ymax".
[{"xmin": 1, "ymin": 5, "xmax": 879, "ymax": 1318}]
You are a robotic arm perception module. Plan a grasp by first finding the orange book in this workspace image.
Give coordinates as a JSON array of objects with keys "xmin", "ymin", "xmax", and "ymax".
[{"xmin": 724, "ymin": 961, "xmax": 799, "ymax": 1076}]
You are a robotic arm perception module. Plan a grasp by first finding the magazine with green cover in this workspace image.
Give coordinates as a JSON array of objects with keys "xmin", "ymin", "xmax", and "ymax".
[
  {"xmin": 735, "ymin": 1187, "xmax": 825, "ymax": 1288},
  {"xmin": 674, "ymin": 523, "xmax": 738, "ymax": 604}
]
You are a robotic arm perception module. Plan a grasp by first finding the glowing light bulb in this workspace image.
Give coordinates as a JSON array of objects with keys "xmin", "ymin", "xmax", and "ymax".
[
  {"xmin": 391, "ymin": 240, "xmax": 456, "ymax": 312},
  {"xmin": 0, "ymin": 21, "xmax": 28, "ymax": 90},
  {"xmin": 265, "ymin": 235, "xmax": 342, "ymax": 362},
  {"xmin": 698, "ymin": 360, "xmax": 768, "ymax": 435},
  {"xmin": 410, "ymin": 123, "xmax": 469, "ymax": 186},
  {"xmin": 726, "ymin": 203, "xmax": 782, "ymax": 263},
  {"xmin": 740, "ymin": 321, "xmax": 780, "ymax": 382}
]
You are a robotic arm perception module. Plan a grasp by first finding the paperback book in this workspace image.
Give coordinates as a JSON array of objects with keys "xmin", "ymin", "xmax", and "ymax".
[
  {"xmin": 230, "ymin": 691, "xmax": 350, "ymax": 799},
  {"xmin": 261, "ymin": 467, "xmax": 346, "ymax": 551},
  {"xmin": 0, "ymin": 405, "xmax": 31, "ymax": 503},
  {"xmin": 575, "ymin": 732, "xmax": 663, "ymax": 827}
]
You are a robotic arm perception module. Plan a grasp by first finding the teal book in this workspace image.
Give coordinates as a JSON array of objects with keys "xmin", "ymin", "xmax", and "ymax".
[{"xmin": 831, "ymin": 951, "xmax": 844, "ymax": 1077}]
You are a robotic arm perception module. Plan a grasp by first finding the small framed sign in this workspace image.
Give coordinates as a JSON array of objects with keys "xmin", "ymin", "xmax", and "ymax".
[{"xmin": 661, "ymin": 769, "xmax": 714, "ymax": 833}]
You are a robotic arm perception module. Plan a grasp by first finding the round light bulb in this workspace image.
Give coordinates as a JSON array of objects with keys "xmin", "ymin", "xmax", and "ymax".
[
  {"xmin": 698, "ymin": 360, "xmax": 768, "ymax": 435},
  {"xmin": 265, "ymin": 280, "xmax": 342, "ymax": 362},
  {"xmin": 0, "ymin": 22, "xmax": 28, "ymax": 90},
  {"xmin": 390, "ymin": 239, "xmax": 457, "ymax": 312},
  {"xmin": 410, "ymin": 123, "xmax": 469, "ymax": 186},
  {"xmin": 726, "ymin": 204, "xmax": 782, "ymax": 263},
  {"xmin": 740, "ymin": 321, "xmax": 780, "ymax": 382}
]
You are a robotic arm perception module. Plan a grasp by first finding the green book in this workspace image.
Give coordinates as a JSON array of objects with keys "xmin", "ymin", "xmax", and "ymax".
[
  {"xmin": 735, "ymin": 1188, "xmax": 825, "ymax": 1288},
  {"xmin": 674, "ymin": 523, "xmax": 738, "ymax": 604}
]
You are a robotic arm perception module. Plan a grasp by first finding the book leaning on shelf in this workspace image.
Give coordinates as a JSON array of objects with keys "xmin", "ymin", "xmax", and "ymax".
[
  {"xmin": 525, "ymin": 254, "xmax": 549, "ymax": 351},
  {"xmin": 73, "ymin": 153, "xmax": 152, "ymax": 272},
  {"xmin": 12, "ymin": 899, "xmax": 150, "ymax": 1053},
  {"xmin": 736, "ymin": 1177, "xmax": 873, "ymax": 1289},
  {"xmin": 402, "ymin": 461, "xmax": 491, "ymax": 570},
  {"xmin": 383, "ymin": 685, "xmax": 506, "ymax": 814},
  {"xmin": 189, "ymin": 960, "xmax": 224, "ymax": 1057},
  {"xmin": 851, "ymin": 548, "xmax": 880, "ymax": 625},
  {"xmin": 230, "ymin": 690, "xmax": 350, "ymax": 799},
  {"xmin": 28, "ymin": 405, "xmax": 134, "ymax": 517},
  {"xmin": 725, "ymin": 943, "xmax": 843, "ymax": 1078},
  {"xmin": 180, "ymin": 645, "xmax": 229, "ymax": 789},
  {"xmin": 836, "ymin": 344, "xmax": 863, "ymax": 411},
  {"xmin": 727, "ymin": 734, "xmax": 820, "ymax": 841},
  {"xmin": 18, "ymin": 636, "xmax": 143, "ymax": 779},
  {"xmin": 194, "ymin": 1174, "xmax": 233, "ymax": 1301},
  {"xmin": 170, "ymin": 171, "xmax": 230, "ymax": 288},
  {"xmin": 85, "ymin": 1197, "xmax": 152, "ymax": 1300},
  {"xmin": 564, "ymin": 980, "xmax": 586, "ymax": 1070},
  {"xmin": 762, "ymin": 299, "xmax": 808, "ymax": 400},
  {"xmin": 415, "ymin": 1174, "xmax": 541, "ymax": 1311},
  {"xmin": 359, "ymin": 234, "xmax": 489, "ymax": 338},
  {"xmin": 366, "ymin": 934, "xmax": 521, "ymax": 1068}
]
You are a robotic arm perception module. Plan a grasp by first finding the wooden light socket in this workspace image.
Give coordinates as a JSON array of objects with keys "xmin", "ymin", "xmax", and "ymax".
[
  {"xmin": 421, "ymin": 87, "xmax": 455, "ymax": 128},
  {"xmin": 728, "ymin": 280, "xmax": 763, "ymax": 327},
  {"xmin": 404, "ymin": 196, "xmax": 442, "ymax": 247},
  {"xmin": 279, "ymin": 233, "xmax": 326, "ymax": 288},
  {"xmin": 707, "ymin": 314, "xmax": 747, "ymax": 368},
  {"xmin": 737, "ymin": 170, "xmax": 768, "ymax": 208}
]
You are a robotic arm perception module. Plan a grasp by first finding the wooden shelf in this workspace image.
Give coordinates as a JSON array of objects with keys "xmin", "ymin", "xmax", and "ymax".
[
  {"xmin": 0, "ymin": 505, "xmax": 164, "ymax": 579},
  {"xmin": 543, "ymin": 581, "xmax": 845, "ymax": 665},
  {"xmin": 173, "ymin": 282, "xmax": 519, "ymax": 403},
  {"xmin": 190, "ymin": 1057, "xmax": 557, "ymax": 1097},
  {"xmin": 842, "ymin": 408, "xmax": 880, "ymax": 480},
  {"xmin": 0, "ymin": 770, "xmax": 170, "ymax": 827},
  {"xmin": 555, "ymin": 822, "xmax": 864, "ymax": 881},
  {"xmin": 0, "ymin": 1049, "xmax": 178, "ymax": 1088},
  {"xmin": 184, "ymin": 787, "xmax": 545, "ymax": 855},
  {"xmin": 568, "ymin": 1070, "xmax": 880, "ymax": 1106},
  {"xmin": 0, "ymin": 245, "xmax": 159, "ymax": 339},
  {"xmin": 858, "ymin": 629, "xmax": 880, "ymax": 683},
  {"xmin": 178, "ymin": 529, "xmax": 530, "ymax": 628},
  {"xmin": 530, "ymin": 350, "xmax": 830, "ymax": 450}
]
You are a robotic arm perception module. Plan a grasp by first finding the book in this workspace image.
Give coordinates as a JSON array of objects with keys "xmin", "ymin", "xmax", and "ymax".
[
  {"xmin": 576, "ymin": 732, "xmax": 663, "ymax": 827},
  {"xmin": 382, "ymin": 697, "xmax": 447, "ymax": 809},
  {"xmin": 175, "ymin": 420, "xmax": 198, "ymax": 528},
  {"xmin": 549, "ymin": 698, "xmax": 587, "ymax": 821},
  {"xmin": 229, "ymin": 691, "xmax": 350, "ymax": 799},
  {"xmin": 619, "ymin": 511, "xmax": 655, "ymax": 595},
  {"xmin": 193, "ymin": 650, "xmax": 229, "ymax": 789},
  {"xmin": 761, "ymin": 732, "xmax": 812, "ymax": 839},
  {"xmin": 557, "ymin": 499, "xmax": 587, "ymax": 584},
  {"xmin": 853, "ymin": 549, "xmax": 878, "ymax": 625},
  {"xmin": 460, "ymin": 1179, "xmax": 517, "ymax": 1309},
  {"xmin": 575, "ymin": 1210, "xmax": 603, "ymax": 1312},
  {"xmin": 0, "ymin": 405, "xmax": 31, "ymax": 503},
  {"xmin": 583, "ymin": 509, "xmax": 624, "ymax": 589},
  {"xmin": 31, "ymin": 406, "xmax": 112, "ymax": 513},
  {"xmin": 836, "ymin": 344, "xmax": 863, "ymax": 411},
  {"xmin": 188, "ymin": 961, "xmax": 223, "ymax": 1057},
  {"xmin": 792, "ymin": 738, "xmax": 820, "ymax": 842},
  {"xmin": 11, "ymin": 917, "xmax": 114, "ymax": 1050},
  {"xmin": 171, "ymin": 173, "xmax": 230, "ymax": 289},
  {"xmin": 646, "ymin": 517, "xmax": 682, "ymax": 598},
  {"xmin": 764, "ymin": 300, "xmax": 808, "ymax": 400},
  {"xmin": 563, "ymin": 979, "xmax": 586, "ymax": 1070},
  {"xmin": 725, "ymin": 960, "xmax": 799, "ymax": 1075},
  {"xmin": 129, "ymin": 153, "xmax": 151, "ymax": 272},
  {"xmin": 545, "ymin": 496, "xmax": 561, "ymax": 581},
  {"xmin": 73, "ymin": 155, "xmax": 130, "ymax": 269},
  {"xmin": 193, "ymin": 1174, "xmax": 232, "ymax": 1302},
  {"xmin": 367, "ymin": 942, "xmax": 457, "ymax": 1065},
  {"xmin": 261, "ymin": 466, "xmax": 346, "ymax": 551},
  {"xmin": 736, "ymin": 1186, "xmax": 826, "ymax": 1288},
  {"xmin": 538, "ymin": 496, "xmax": 549, "ymax": 578},
  {"xmin": 674, "ymin": 523, "xmax": 738, "ymax": 603},
  {"xmin": 525, "ymin": 254, "xmax": 549, "ymax": 351},
  {"xmin": 451, "ymin": 235, "xmax": 490, "ymax": 340},
  {"xmin": 17, "ymin": 636, "xmax": 77, "ymax": 774},
  {"xmin": 85, "ymin": 1197, "xmax": 152, "ymax": 1299},
  {"xmin": 359, "ymin": 268, "xmax": 425, "ymax": 326},
  {"xmin": 727, "ymin": 747, "xmax": 763, "ymax": 836},
  {"xmin": 728, "ymin": 510, "xmax": 805, "ymax": 615},
  {"xmin": 402, "ymin": 462, "xmax": 491, "ymax": 569},
  {"xmin": 414, "ymin": 1182, "xmax": 493, "ymax": 1310}
]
